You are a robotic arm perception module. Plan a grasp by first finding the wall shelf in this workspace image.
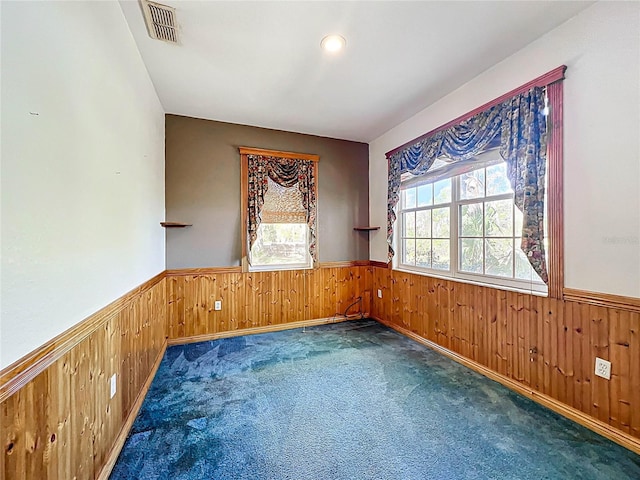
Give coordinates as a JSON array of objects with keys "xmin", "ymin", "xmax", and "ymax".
[
  {"xmin": 353, "ymin": 226, "xmax": 380, "ymax": 231},
  {"xmin": 160, "ymin": 222, "xmax": 192, "ymax": 228}
]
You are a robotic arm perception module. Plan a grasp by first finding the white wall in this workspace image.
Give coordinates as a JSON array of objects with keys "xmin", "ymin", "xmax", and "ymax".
[
  {"xmin": 369, "ymin": 1, "xmax": 640, "ymax": 298},
  {"xmin": 1, "ymin": 1, "xmax": 165, "ymax": 368}
]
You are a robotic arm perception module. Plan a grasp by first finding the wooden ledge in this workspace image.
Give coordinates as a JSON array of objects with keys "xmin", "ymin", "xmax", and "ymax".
[{"xmin": 563, "ymin": 288, "xmax": 640, "ymax": 313}]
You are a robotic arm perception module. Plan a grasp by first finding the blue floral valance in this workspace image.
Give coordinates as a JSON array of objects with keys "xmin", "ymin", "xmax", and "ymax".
[{"xmin": 387, "ymin": 86, "xmax": 549, "ymax": 284}]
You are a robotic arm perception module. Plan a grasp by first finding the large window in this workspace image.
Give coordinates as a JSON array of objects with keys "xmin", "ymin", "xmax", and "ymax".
[
  {"xmin": 387, "ymin": 67, "xmax": 565, "ymax": 297},
  {"xmin": 239, "ymin": 147, "xmax": 319, "ymax": 272},
  {"xmin": 398, "ymin": 154, "xmax": 547, "ymax": 294}
]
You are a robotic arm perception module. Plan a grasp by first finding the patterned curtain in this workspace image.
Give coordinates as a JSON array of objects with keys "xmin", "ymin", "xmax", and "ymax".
[
  {"xmin": 500, "ymin": 87, "xmax": 548, "ymax": 283},
  {"xmin": 247, "ymin": 155, "xmax": 269, "ymax": 258},
  {"xmin": 387, "ymin": 105, "xmax": 504, "ymax": 261},
  {"xmin": 386, "ymin": 86, "xmax": 549, "ymax": 283},
  {"xmin": 386, "ymin": 155, "xmax": 401, "ymax": 261},
  {"xmin": 297, "ymin": 161, "xmax": 317, "ymax": 263},
  {"xmin": 247, "ymin": 155, "xmax": 317, "ymax": 263}
]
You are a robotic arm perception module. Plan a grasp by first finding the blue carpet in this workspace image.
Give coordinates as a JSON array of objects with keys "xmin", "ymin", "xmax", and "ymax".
[{"xmin": 111, "ymin": 319, "xmax": 640, "ymax": 479}]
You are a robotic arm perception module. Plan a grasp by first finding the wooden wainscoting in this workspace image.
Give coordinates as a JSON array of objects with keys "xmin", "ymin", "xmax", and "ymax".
[
  {"xmin": 167, "ymin": 264, "xmax": 372, "ymax": 343},
  {"xmin": 371, "ymin": 268, "xmax": 640, "ymax": 452},
  {"xmin": 1, "ymin": 274, "xmax": 167, "ymax": 480},
  {"xmin": 5, "ymin": 262, "xmax": 638, "ymax": 480}
]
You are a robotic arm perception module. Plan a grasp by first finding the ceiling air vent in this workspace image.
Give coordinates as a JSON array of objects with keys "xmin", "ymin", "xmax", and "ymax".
[{"xmin": 141, "ymin": 0, "xmax": 179, "ymax": 44}]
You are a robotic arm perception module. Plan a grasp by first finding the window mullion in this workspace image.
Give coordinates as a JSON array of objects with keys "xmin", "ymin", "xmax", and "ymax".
[
  {"xmin": 513, "ymin": 203, "xmax": 517, "ymax": 282},
  {"xmin": 482, "ymin": 200, "xmax": 486, "ymax": 275},
  {"xmin": 451, "ymin": 177, "xmax": 459, "ymax": 277},
  {"xmin": 457, "ymin": 192, "xmax": 512, "ymax": 206}
]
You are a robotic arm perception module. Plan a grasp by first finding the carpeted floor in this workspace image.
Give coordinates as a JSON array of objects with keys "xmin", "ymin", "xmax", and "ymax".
[{"xmin": 111, "ymin": 319, "xmax": 640, "ymax": 480}]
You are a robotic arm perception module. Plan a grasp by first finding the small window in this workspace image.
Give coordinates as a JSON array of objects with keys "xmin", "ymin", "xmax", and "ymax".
[{"xmin": 239, "ymin": 147, "xmax": 319, "ymax": 272}]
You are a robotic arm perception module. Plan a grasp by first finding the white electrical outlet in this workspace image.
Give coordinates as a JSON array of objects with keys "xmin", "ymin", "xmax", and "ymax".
[
  {"xmin": 595, "ymin": 357, "xmax": 611, "ymax": 380},
  {"xmin": 110, "ymin": 374, "xmax": 117, "ymax": 398},
  {"xmin": 214, "ymin": 300, "xmax": 222, "ymax": 311},
  {"xmin": 377, "ymin": 289, "xmax": 382, "ymax": 298}
]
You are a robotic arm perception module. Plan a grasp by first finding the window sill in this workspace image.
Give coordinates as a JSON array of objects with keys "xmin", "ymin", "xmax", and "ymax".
[{"xmin": 394, "ymin": 266, "xmax": 548, "ymax": 297}]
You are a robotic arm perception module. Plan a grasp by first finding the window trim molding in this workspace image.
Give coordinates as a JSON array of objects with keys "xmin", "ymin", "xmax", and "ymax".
[
  {"xmin": 546, "ymin": 81, "xmax": 564, "ymax": 299},
  {"xmin": 239, "ymin": 147, "xmax": 320, "ymax": 273}
]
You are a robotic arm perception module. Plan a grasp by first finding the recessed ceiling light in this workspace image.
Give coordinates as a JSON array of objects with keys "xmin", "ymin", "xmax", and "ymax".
[{"xmin": 321, "ymin": 35, "xmax": 346, "ymax": 53}]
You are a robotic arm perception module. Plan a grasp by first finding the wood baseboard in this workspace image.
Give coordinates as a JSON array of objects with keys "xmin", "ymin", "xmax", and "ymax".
[
  {"xmin": 168, "ymin": 315, "xmax": 359, "ymax": 346},
  {"xmin": 372, "ymin": 315, "xmax": 640, "ymax": 455},
  {"xmin": 96, "ymin": 340, "xmax": 168, "ymax": 480}
]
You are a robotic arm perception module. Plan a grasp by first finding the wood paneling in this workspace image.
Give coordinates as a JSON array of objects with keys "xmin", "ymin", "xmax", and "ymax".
[
  {"xmin": 563, "ymin": 288, "xmax": 640, "ymax": 314},
  {"xmin": 1, "ymin": 277, "xmax": 167, "ymax": 480},
  {"xmin": 167, "ymin": 266, "xmax": 372, "ymax": 340},
  {"xmin": 0, "ymin": 272, "xmax": 166, "ymax": 402},
  {"xmin": 5, "ymin": 263, "xmax": 638, "ymax": 480},
  {"xmin": 369, "ymin": 260, "xmax": 390, "ymax": 269},
  {"xmin": 371, "ymin": 267, "xmax": 640, "ymax": 451},
  {"xmin": 165, "ymin": 266, "xmax": 243, "ymax": 276},
  {"xmin": 376, "ymin": 315, "xmax": 640, "ymax": 454}
]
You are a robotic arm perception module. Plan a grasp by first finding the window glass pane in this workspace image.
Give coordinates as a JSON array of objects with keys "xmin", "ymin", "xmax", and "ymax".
[
  {"xmin": 460, "ymin": 238, "xmax": 483, "ymax": 273},
  {"xmin": 486, "ymin": 162, "xmax": 512, "ymax": 196},
  {"xmin": 514, "ymin": 243, "xmax": 544, "ymax": 283},
  {"xmin": 404, "ymin": 212, "xmax": 415, "ymax": 237},
  {"xmin": 415, "ymin": 210, "xmax": 431, "ymax": 238},
  {"xmin": 433, "ymin": 178, "xmax": 451, "ymax": 204},
  {"xmin": 514, "ymin": 206, "xmax": 523, "ymax": 237},
  {"xmin": 432, "ymin": 239, "xmax": 450, "ymax": 271},
  {"xmin": 404, "ymin": 188, "xmax": 416, "ymax": 209},
  {"xmin": 485, "ymin": 199, "xmax": 513, "ymax": 237},
  {"xmin": 417, "ymin": 184, "xmax": 433, "ymax": 207},
  {"xmin": 251, "ymin": 223, "xmax": 308, "ymax": 265},
  {"xmin": 460, "ymin": 203, "xmax": 483, "ymax": 237},
  {"xmin": 403, "ymin": 239, "xmax": 416, "ymax": 265},
  {"xmin": 432, "ymin": 207, "xmax": 450, "ymax": 238},
  {"xmin": 485, "ymin": 238, "xmax": 514, "ymax": 277},
  {"xmin": 416, "ymin": 239, "xmax": 431, "ymax": 268},
  {"xmin": 514, "ymin": 242, "xmax": 533, "ymax": 281},
  {"xmin": 460, "ymin": 169, "xmax": 485, "ymax": 200}
]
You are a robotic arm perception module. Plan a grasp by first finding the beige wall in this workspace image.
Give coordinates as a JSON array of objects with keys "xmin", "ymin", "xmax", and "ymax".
[
  {"xmin": 165, "ymin": 115, "xmax": 369, "ymax": 268},
  {"xmin": 1, "ymin": 1, "xmax": 165, "ymax": 368},
  {"xmin": 369, "ymin": 1, "xmax": 640, "ymax": 298}
]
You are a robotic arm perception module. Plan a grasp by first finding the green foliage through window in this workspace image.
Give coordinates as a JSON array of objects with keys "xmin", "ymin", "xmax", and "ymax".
[{"xmin": 399, "ymin": 162, "xmax": 544, "ymax": 290}]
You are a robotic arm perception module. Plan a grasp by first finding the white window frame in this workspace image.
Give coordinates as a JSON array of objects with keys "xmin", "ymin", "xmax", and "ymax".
[
  {"xmin": 396, "ymin": 162, "xmax": 548, "ymax": 295},
  {"xmin": 249, "ymin": 222, "xmax": 313, "ymax": 272}
]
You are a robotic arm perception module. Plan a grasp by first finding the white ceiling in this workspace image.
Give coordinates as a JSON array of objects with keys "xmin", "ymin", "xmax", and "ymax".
[{"xmin": 119, "ymin": 1, "xmax": 593, "ymax": 143}]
